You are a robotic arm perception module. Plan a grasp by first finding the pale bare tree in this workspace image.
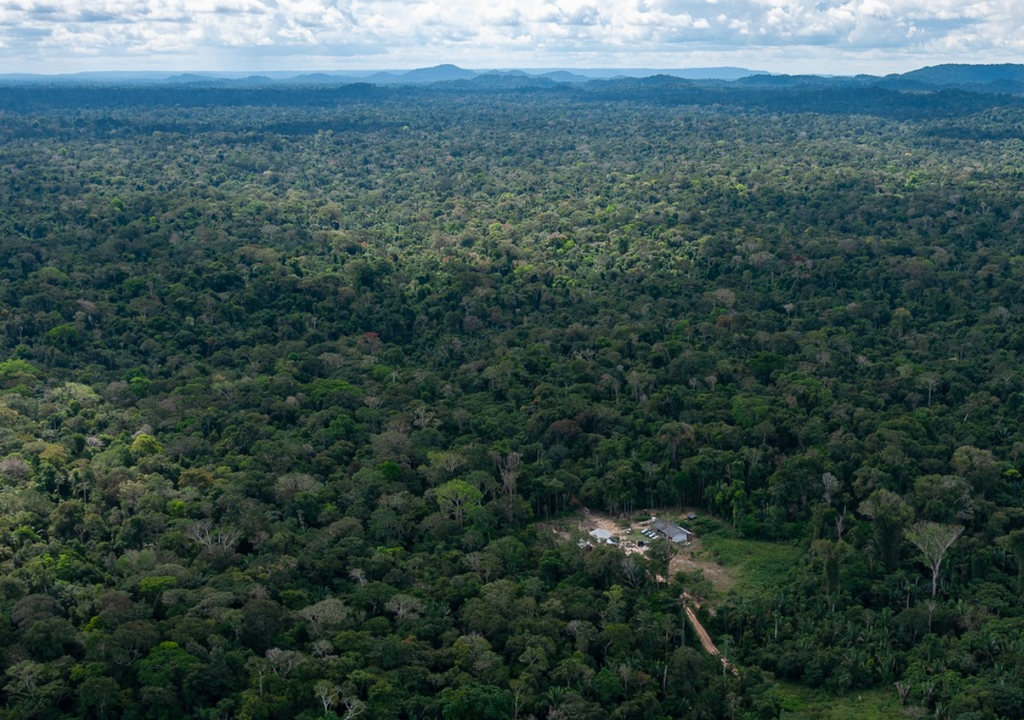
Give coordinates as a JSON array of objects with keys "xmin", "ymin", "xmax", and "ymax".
[
  {"xmin": 384, "ymin": 594, "xmax": 425, "ymax": 621},
  {"xmin": 245, "ymin": 658, "xmax": 270, "ymax": 697},
  {"xmin": 314, "ymin": 682, "xmax": 339, "ymax": 715},
  {"xmin": 299, "ymin": 598, "xmax": 349, "ymax": 638},
  {"xmin": 274, "ymin": 473, "xmax": 322, "ymax": 502},
  {"xmin": 895, "ymin": 680, "xmax": 911, "ymax": 706},
  {"xmin": 310, "ymin": 639, "xmax": 335, "ymax": 658},
  {"xmin": 626, "ymin": 370, "xmax": 650, "ymax": 402},
  {"xmin": 620, "ymin": 555, "xmax": 646, "ymax": 589},
  {"xmin": 565, "ymin": 619, "xmax": 596, "ymax": 654},
  {"xmin": 340, "ymin": 697, "xmax": 367, "ymax": 720},
  {"xmin": 0, "ymin": 456, "xmax": 31, "ymax": 483},
  {"xmin": 906, "ymin": 521, "xmax": 964, "ymax": 597},
  {"xmin": 821, "ymin": 472, "xmax": 840, "ymax": 506},
  {"xmin": 708, "ymin": 288, "xmax": 736, "ymax": 309},
  {"xmin": 510, "ymin": 678, "xmax": 529, "ymax": 720},
  {"xmin": 917, "ymin": 372, "xmax": 941, "ymax": 406},
  {"xmin": 410, "ymin": 405, "xmax": 439, "ymax": 430},
  {"xmin": 265, "ymin": 648, "xmax": 305, "ymax": 678},
  {"xmin": 496, "ymin": 452, "xmax": 522, "ymax": 496},
  {"xmin": 189, "ymin": 520, "xmax": 240, "ymax": 550},
  {"xmin": 421, "ymin": 450, "xmax": 466, "ymax": 484}
]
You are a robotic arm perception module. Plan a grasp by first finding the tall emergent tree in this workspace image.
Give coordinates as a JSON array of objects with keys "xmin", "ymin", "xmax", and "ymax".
[{"xmin": 906, "ymin": 521, "xmax": 964, "ymax": 598}]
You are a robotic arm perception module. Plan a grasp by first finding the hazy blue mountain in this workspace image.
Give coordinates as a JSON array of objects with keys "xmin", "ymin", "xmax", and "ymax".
[
  {"xmin": 450, "ymin": 74, "xmax": 562, "ymax": 90},
  {"xmin": 367, "ymin": 64, "xmax": 479, "ymax": 84},
  {"xmin": 164, "ymin": 73, "xmax": 222, "ymax": 84},
  {"xmin": 535, "ymin": 70, "xmax": 591, "ymax": 83},
  {"xmin": 6, "ymin": 63, "xmax": 1024, "ymax": 96},
  {"xmin": 553, "ymin": 67, "xmax": 765, "ymax": 80},
  {"xmin": 667, "ymin": 67, "xmax": 768, "ymax": 80},
  {"xmin": 0, "ymin": 71, "xmax": 185, "ymax": 83},
  {"xmin": 735, "ymin": 73, "xmax": 866, "ymax": 88},
  {"xmin": 896, "ymin": 63, "xmax": 1024, "ymax": 86},
  {"xmin": 362, "ymin": 71, "xmax": 404, "ymax": 84},
  {"xmin": 284, "ymin": 73, "xmax": 347, "ymax": 84}
]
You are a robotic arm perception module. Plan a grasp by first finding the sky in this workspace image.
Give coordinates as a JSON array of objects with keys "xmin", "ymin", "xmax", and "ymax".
[{"xmin": 1, "ymin": 0, "xmax": 1022, "ymax": 76}]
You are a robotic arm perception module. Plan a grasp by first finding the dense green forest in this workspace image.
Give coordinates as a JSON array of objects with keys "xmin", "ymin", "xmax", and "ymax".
[{"xmin": 2, "ymin": 77, "xmax": 1024, "ymax": 720}]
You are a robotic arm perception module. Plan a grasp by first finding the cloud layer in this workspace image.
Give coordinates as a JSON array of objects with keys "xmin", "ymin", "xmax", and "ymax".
[{"xmin": 2, "ymin": 0, "xmax": 1023, "ymax": 74}]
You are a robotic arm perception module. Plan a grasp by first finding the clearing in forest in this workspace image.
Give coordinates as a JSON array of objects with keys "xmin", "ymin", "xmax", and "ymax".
[
  {"xmin": 558, "ymin": 510, "xmax": 805, "ymax": 675},
  {"xmin": 565, "ymin": 510, "xmax": 802, "ymax": 601},
  {"xmin": 567, "ymin": 509, "xmax": 740, "ymax": 596}
]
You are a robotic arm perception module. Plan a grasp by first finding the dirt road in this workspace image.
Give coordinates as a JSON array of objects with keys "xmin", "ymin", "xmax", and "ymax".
[
  {"xmin": 568, "ymin": 509, "xmax": 739, "ymax": 673},
  {"xmin": 682, "ymin": 593, "xmax": 738, "ymax": 675}
]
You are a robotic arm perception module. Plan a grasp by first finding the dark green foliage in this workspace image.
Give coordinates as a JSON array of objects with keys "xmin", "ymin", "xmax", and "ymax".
[{"xmin": 2, "ymin": 79, "xmax": 1024, "ymax": 719}]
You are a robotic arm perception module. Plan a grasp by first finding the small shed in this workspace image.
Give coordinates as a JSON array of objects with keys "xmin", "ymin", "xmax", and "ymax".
[{"xmin": 650, "ymin": 519, "xmax": 692, "ymax": 543}]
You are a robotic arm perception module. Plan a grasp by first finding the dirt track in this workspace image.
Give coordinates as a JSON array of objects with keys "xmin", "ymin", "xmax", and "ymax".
[
  {"xmin": 682, "ymin": 593, "xmax": 738, "ymax": 675},
  {"xmin": 570, "ymin": 509, "xmax": 739, "ymax": 673}
]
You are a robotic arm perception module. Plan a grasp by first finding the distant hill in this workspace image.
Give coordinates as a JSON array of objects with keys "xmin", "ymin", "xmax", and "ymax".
[
  {"xmin": 165, "ymin": 73, "xmax": 219, "ymax": 84},
  {"xmin": 162, "ymin": 74, "xmax": 273, "ymax": 87},
  {"xmin": 557, "ymin": 67, "xmax": 765, "ymax": 80},
  {"xmin": 666, "ymin": 67, "xmax": 768, "ymax": 81},
  {"xmin": 450, "ymin": 74, "xmax": 563, "ymax": 91},
  {"xmin": 896, "ymin": 63, "xmax": 1024, "ymax": 86},
  {"xmin": 355, "ymin": 65, "xmax": 764, "ymax": 86},
  {"xmin": 6, "ymin": 63, "xmax": 1024, "ymax": 98},
  {"xmin": 362, "ymin": 71, "xmax": 404, "ymax": 84},
  {"xmin": 400, "ymin": 64, "xmax": 478, "ymax": 83},
  {"xmin": 367, "ymin": 64, "xmax": 479, "ymax": 84},
  {"xmin": 535, "ymin": 70, "xmax": 591, "ymax": 83},
  {"xmin": 285, "ymin": 73, "xmax": 348, "ymax": 85},
  {"xmin": 735, "ymin": 74, "xmax": 866, "ymax": 88}
]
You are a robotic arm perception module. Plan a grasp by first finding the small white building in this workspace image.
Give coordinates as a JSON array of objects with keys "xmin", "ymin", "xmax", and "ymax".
[{"xmin": 589, "ymin": 528, "xmax": 615, "ymax": 544}]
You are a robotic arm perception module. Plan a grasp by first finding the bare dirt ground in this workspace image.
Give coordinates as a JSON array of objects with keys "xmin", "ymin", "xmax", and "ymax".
[
  {"xmin": 569, "ymin": 509, "xmax": 738, "ymax": 595},
  {"xmin": 669, "ymin": 541, "xmax": 738, "ymax": 596},
  {"xmin": 576, "ymin": 511, "xmax": 646, "ymax": 555}
]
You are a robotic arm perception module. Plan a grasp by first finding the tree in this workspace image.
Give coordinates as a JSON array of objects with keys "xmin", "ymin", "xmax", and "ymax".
[
  {"xmin": 906, "ymin": 521, "xmax": 964, "ymax": 597},
  {"xmin": 858, "ymin": 489, "xmax": 914, "ymax": 572},
  {"xmin": 434, "ymin": 479, "xmax": 483, "ymax": 526},
  {"xmin": 495, "ymin": 451, "xmax": 522, "ymax": 496},
  {"xmin": 133, "ymin": 642, "xmax": 202, "ymax": 720},
  {"xmin": 313, "ymin": 681, "xmax": 339, "ymax": 715},
  {"xmin": 1004, "ymin": 529, "xmax": 1024, "ymax": 596},
  {"xmin": 660, "ymin": 422, "xmax": 695, "ymax": 469},
  {"xmin": 810, "ymin": 539, "xmax": 851, "ymax": 597},
  {"xmin": 298, "ymin": 598, "xmax": 349, "ymax": 638},
  {"xmin": 439, "ymin": 683, "xmax": 511, "ymax": 720},
  {"xmin": 77, "ymin": 675, "xmax": 122, "ymax": 720},
  {"xmin": 3, "ymin": 659, "xmax": 71, "ymax": 720}
]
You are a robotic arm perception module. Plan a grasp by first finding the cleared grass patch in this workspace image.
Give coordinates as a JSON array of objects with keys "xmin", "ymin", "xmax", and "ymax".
[
  {"xmin": 774, "ymin": 683, "xmax": 917, "ymax": 720},
  {"xmin": 701, "ymin": 535, "xmax": 804, "ymax": 593}
]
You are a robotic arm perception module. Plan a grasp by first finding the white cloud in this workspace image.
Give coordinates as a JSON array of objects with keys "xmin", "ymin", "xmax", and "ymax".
[{"xmin": 0, "ymin": 0, "xmax": 1022, "ymax": 73}]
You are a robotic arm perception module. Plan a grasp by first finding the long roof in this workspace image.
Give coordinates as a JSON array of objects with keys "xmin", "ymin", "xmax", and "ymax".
[{"xmin": 650, "ymin": 519, "xmax": 690, "ymax": 537}]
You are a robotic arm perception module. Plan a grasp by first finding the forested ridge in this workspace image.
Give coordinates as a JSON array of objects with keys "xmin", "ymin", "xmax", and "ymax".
[{"xmin": 2, "ymin": 81, "xmax": 1024, "ymax": 720}]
